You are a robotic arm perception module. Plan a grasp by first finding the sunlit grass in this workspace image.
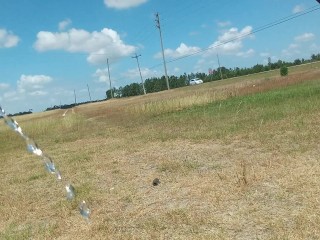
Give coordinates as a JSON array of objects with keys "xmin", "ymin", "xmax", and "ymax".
[
  {"xmin": 1, "ymin": 67, "xmax": 320, "ymax": 239},
  {"xmin": 129, "ymin": 79, "xmax": 320, "ymax": 147}
]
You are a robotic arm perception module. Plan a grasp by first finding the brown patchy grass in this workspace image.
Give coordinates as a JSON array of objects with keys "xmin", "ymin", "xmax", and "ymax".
[{"xmin": 1, "ymin": 62, "xmax": 320, "ymax": 239}]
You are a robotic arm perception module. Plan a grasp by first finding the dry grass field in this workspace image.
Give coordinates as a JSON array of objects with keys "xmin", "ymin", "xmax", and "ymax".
[{"xmin": 1, "ymin": 62, "xmax": 320, "ymax": 239}]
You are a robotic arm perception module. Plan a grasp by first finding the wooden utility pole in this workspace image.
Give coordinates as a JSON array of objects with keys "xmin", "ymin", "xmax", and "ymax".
[
  {"xmin": 87, "ymin": 84, "xmax": 92, "ymax": 102},
  {"xmin": 132, "ymin": 53, "xmax": 146, "ymax": 95},
  {"xmin": 217, "ymin": 54, "xmax": 223, "ymax": 80},
  {"xmin": 155, "ymin": 12, "xmax": 170, "ymax": 90},
  {"xmin": 107, "ymin": 58, "xmax": 113, "ymax": 98},
  {"xmin": 73, "ymin": 89, "xmax": 77, "ymax": 105}
]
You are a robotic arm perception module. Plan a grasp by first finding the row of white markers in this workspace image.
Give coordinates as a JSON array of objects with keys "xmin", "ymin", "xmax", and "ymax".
[{"xmin": 0, "ymin": 106, "xmax": 90, "ymax": 221}]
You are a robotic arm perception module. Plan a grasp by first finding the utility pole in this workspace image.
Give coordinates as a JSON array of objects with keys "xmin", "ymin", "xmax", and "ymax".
[
  {"xmin": 87, "ymin": 84, "xmax": 92, "ymax": 102},
  {"xmin": 73, "ymin": 89, "xmax": 77, "ymax": 105},
  {"xmin": 268, "ymin": 57, "xmax": 272, "ymax": 70},
  {"xmin": 217, "ymin": 54, "xmax": 223, "ymax": 80},
  {"xmin": 155, "ymin": 12, "xmax": 170, "ymax": 90},
  {"xmin": 107, "ymin": 58, "xmax": 113, "ymax": 98},
  {"xmin": 132, "ymin": 53, "xmax": 146, "ymax": 95}
]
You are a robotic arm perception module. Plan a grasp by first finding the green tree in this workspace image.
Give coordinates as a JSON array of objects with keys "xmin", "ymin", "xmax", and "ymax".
[
  {"xmin": 294, "ymin": 59, "xmax": 302, "ymax": 65},
  {"xmin": 145, "ymin": 77, "xmax": 167, "ymax": 93},
  {"xmin": 280, "ymin": 66, "xmax": 288, "ymax": 76},
  {"xmin": 106, "ymin": 87, "xmax": 116, "ymax": 99},
  {"xmin": 122, "ymin": 83, "xmax": 143, "ymax": 97}
]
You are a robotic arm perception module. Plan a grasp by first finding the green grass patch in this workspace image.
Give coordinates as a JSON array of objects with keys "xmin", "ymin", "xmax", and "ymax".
[{"xmin": 137, "ymin": 79, "xmax": 320, "ymax": 143}]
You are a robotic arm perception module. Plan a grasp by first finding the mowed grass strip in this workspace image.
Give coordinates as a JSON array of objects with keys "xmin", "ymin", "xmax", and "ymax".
[
  {"xmin": 0, "ymin": 74, "xmax": 320, "ymax": 239},
  {"xmin": 135, "ymin": 79, "xmax": 320, "ymax": 145}
]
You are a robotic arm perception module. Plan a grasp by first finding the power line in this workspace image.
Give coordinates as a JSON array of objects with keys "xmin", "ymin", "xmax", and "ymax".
[
  {"xmin": 147, "ymin": 5, "xmax": 320, "ymax": 70},
  {"xmin": 61, "ymin": 5, "xmax": 320, "ymax": 90},
  {"xmin": 180, "ymin": 6, "xmax": 319, "ymax": 65},
  {"xmin": 30, "ymin": 4, "xmax": 319, "ymax": 89}
]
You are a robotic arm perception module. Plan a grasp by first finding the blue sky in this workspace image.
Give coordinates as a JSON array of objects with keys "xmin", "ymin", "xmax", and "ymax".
[{"xmin": 1, "ymin": 0, "xmax": 320, "ymax": 114}]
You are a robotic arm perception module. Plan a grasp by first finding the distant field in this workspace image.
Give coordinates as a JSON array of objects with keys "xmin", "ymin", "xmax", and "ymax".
[{"xmin": 0, "ymin": 63, "xmax": 320, "ymax": 239}]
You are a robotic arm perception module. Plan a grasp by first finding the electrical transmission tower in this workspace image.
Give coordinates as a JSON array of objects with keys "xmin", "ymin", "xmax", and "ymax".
[
  {"xmin": 132, "ymin": 53, "xmax": 146, "ymax": 95},
  {"xmin": 155, "ymin": 12, "xmax": 170, "ymax": 90}
]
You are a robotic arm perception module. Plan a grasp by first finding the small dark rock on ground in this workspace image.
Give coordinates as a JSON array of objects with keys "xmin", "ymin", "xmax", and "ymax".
[{"xmin": 152, "ymin": 178, "xmax": 160, "ymax": 186}]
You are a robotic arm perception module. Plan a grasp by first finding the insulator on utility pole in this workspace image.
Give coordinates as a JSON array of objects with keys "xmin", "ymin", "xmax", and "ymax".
[
  {"xmin": 132, "ymin": 53, "xmax": 146, "ymax": 95},
  {"xmin": 155, "ymin": 12, "xmax": 170, "ymax": 90}
]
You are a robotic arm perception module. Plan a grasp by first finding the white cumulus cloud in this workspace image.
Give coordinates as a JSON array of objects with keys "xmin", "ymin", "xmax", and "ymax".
[
  {"xmin": 209, "ymin": 26, "xmax": 253, "ymax": 54},
  {"xmin": 34, "ymin": 28, "xmax": 136, "ymax": 64},
  {"xmin": 0, "ymin": 29, "xmax": 20, "ymax": 48},
  {"xmin": 0, "ymin": 83, "xmax": 10, "ymax": 90},
  {"xmin": 294, "ymin": 33, "xmax": 315, "ymax": 42},
  {"xmin": 236, "ymin": 49, "xmax": 255, "ymax": 58},
  {"xmin": 104, "ymin": 0, "xmax": 148, "ymax": 9},
  {"xmin": 94, "ymin": 68, "xmax": 109, "ymax": 83},
  {"xmin": 18, "ymin": 74, "xmax": 52, "ymax": 93},
  {"xmin": 154, "ymin": 43, "xmax": 201, "ymax": 59},
  {"xmin": 59, "ymin": 19, "xmax": 72, "ymax": 31},
  {"xmin": 282, "ymin": 43, "xmax": 301, "ymax": 56},
  {"xmin": 281, "ymin": 32, "xmax": 316, "ymax": 57}
]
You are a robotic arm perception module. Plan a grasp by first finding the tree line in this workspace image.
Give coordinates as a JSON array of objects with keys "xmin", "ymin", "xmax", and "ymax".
[{"xmin": 106, "ymin": 53, "xmax": 320, "ymax": 99}]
